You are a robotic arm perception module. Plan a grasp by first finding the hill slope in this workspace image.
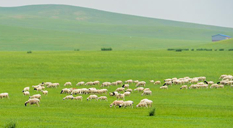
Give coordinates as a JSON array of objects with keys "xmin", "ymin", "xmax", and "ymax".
[{"xmin": 0, "ymin": 4, "xmax": 233, "ymax": 51}]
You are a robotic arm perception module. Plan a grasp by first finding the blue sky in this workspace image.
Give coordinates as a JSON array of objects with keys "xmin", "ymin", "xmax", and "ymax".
[{"xmin": 1, "ymin": 0, "xmax": 233, "ymax": 28}]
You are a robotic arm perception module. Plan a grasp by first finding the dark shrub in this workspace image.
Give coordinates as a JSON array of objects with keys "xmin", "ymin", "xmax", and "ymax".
[{"xmin": 149, "ymin": 108, "xmax": 156, "ymax": 116}]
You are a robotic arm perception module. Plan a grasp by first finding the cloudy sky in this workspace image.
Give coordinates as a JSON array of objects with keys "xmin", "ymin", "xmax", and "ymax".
[{"xmin": 1, "ymin": 0, "xmax": 233, "ymax": 28}]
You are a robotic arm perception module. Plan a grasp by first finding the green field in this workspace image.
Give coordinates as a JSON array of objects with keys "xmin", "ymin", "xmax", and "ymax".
[
  {"xmin": 1, "ymin": 4, "xmax": 233, "ymax": 128},
  {"xmin": 0, "ymin": 50, "xmax": 233, "ymax": 127}
]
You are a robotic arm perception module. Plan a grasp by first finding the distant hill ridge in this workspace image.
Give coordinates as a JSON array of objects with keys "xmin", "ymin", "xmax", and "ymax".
[{"xmin": 0, "ymin": 4, "xmax": 233, "ymax": 51}]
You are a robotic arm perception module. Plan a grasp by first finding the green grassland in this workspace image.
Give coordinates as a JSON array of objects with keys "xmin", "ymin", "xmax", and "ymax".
[
  {"xmin": 0, "ymin": 50, "xmax": 233, "ymax": 128},
  {"xmin": 1, "ymin": 4, "xmax": 233, "ymax": 128}
]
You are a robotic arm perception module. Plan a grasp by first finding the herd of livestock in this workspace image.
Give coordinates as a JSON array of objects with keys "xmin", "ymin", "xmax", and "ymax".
[{"xmin": 0, "ymin": 74, "xmax": 232, "ymax": 108}]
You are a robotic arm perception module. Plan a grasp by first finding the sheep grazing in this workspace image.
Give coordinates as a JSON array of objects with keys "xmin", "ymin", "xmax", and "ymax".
[
  {"xmin": 76, "ymin": 81, "xmax": 85, "ymax": 86},
  {"xmin": 125, "ymin": 79, "xmax": 133, "ymax": 84},
  {"xmin": 133, "ymin": 80, "xmax": 139, "ymax": 84},
  {"xmin": 136, "ymin": 81, "xmax": 146, "ymax": 87},
  {"xmin": 136, "ymin": 102, "xmax": 148, "ymax": 108},
  {"xmin": 93, "ymin": 81, "xmax": 100, "ymax": 85},
  {"xmin": 63, "ymin": 95, "xmax": 74, "ymax": 100},
  {"xmin": 109, "ymin": 91, "xmax": 118, "ymax": 96},
  {"xmin": 22, "ymin": 87, "xmax": 30, "ymax": 92},
  {"xmin": 111, "ymin": 82, "xmax": 118, "ymax": 86},
  {"xmin": 141, "ymin": 90, "xmax": 152, "ymax": 96},
  {"xmin": 110, "ymin": 100, "xmax": 124, "ymax": 108},
  {"xmin": 101, "ymin": 82, "xmax": 111, "ymax": 87},
  {"xmin": 119, "ymin": 100, "xmax": 134, "ymax": 108},
  {"xmin": 123, "ymin": 91, "xmax": 131, "ymax": 96},
  {"xmin": 29, "ymin": 94, "xmax": 41, "ymax": 99},
  {"xmin": 180, "ymin": 85, "xmax": 188, "ymax": 89},
  {"xmin": 0, "ymin": 93, "xmax": 9, "ymax": 99},
  {"xmin": 25, "ymin": 98, "xmax": 40, "ymax": 107},
  {"xmin": 71, "ymin": 89, "xmax": 81, "ymax": 95},
  {"xmin": 115, "ymin": 87, "xmax": 125, "ymax": 92},
  {"xmin": 98, "ymin": 96, "xmax": 108, "ymax": 101},
  {"xmin": 126, "ymin": 89, "xmax": 133, "ymax": 92},
  {"xmin": 160, "ymin": 86, "xmax": 168, "ymax": 89},
  {"xmin": 23, "ymin": 91, "xmax": 30, "ymax": 96},
  {"xmin": 149, "ymin": 80, "xmax": 154, "ymax": 83},
  {"xmin": 47, "ymin": 83, "xmax": 59, "ymax": 88},
  {"xmin": 44, "ymin": 82, "xmax": 52, "ymax": 86},
  {"xmin": 87, "ymin": 95, "xmax": 98, "ymax": 101},
  {"xmin": 154, "ymin": 81, "xmax": 161, "ymax": 85},
  {"xmin": 60, "ymin": 88, "xmax": 71, "ymax": 94},
  {"xmin": 116, "ymin": 80, "xmax": 123, "ymax": 85},
  {"xmin": 64, "ymin": 82, "xmax": 72, "ymax": 86},
  {"xmin": 41, "ymin": 90, "xmax": 48, "ymax": 95},
  {"xmin": 189, "ymin": 84, "xmax": 199, "ymax": 89},
  {"xmin": 190, "ymin": 78, "xmax": 198, "ymax": 84},
  {"xmin": 72, "ymin": 96, "xmax": 83, "ymax": 101},
  {"xmin": 122, "ymin": 84, "xmax": 129, "ymax": 88},
  {"xmin": 116, "ymin": 94, "xmax": 125, "ymax": 100},
  {"xmin": 140, "ymin": 99, "xmax": 153, "ymax": 107},
  {"xmin": 85, "ymin": 82, "xmax": 95, "ymax": 86},
  {"xmin": 163, "ymin": 81, "xmax": 172, "ymax": 86},
  {"xmin": 134, "ymin": 87, "xmax": 144, "ymax": 92}
]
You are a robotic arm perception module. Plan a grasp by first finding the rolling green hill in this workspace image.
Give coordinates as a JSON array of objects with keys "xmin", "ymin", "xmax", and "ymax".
[{"xmin": 0, "ymin": 4, "xmax": 233, "ymax": 51}]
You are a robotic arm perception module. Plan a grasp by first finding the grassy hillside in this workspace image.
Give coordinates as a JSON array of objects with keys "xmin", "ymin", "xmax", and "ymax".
[
  {"xmin": 196, "ymin": 39, "xmax": 233, "ymax": 49},
  {"xmin": 0, "ymin": 51, "xmax": 233, "ymax": 127},
  {"xmin": 0, "ymin": 5, "xmax": 233, "ymax": 51}
]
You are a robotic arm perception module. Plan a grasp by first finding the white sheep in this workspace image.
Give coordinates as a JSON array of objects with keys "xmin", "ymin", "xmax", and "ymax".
[
  {"xmin": 23, "ymin": 91, "xmax": 30, "ymax": 96},
  {"xmin": 180, "ymin": 85, "xmax": 188, "ymax": 89},
  {"xmin": 140, "ymin": 99, "xmax": 153, "ymax": 107},
  {"xmin": 85, "ymin": 82, "xmax": 95, "ymax": 86},
  {"xmin": 76, "ymin": 81, "xmax": 85, "ymax": 86},
  {"xmin": 72, "ymin": 96, "xmax": 83, "ymax": 101},
  {"xmin": 122, "ymin": 84, "xmax": 129, "ymax": 88},
  {"xmin": 116, "ymin": 80, "xmax": 123, "ymax": 85},
  {"xmin": 123, "ymin": 92, "xmax": 131, "ymax": 96},
  {"xmin": 41, "ymin": 90, "xmax": 48, "ymax": 95},
  {"xmin": 125, "ymin": 79, "xmax": 133, "ymax": 84},
  {"xmin": 101, "ymin": 82, "xmax": 111, "ymax": 87},
  {"xmin": 29, "ymin": 94, "xmax": 41, "ymax": 99},
  {"xmin": 109, "ymin": 91, "xmax": 119, "ymax": 96},
  {"xmin": 93, "ymin": 81, "xmax": 100, "ymax": 85},
  {"xmin": 0, "ymin": 93, "xmax": 9, "ymax": 99},
  {"xmin": 110, "ymin": 100, "xmax": 124, "ymax": 108},
  {"xmin": 111, "ymin": 82, "xmax": 118, "ymax": 86},
  {"xmin": 141, "ymin": 90, "xmax": 152, "ymax": 96},
  {"xmin": 64, "ymin": 82, "xmax": 72, "ymax": 86},
  {"xmin": 154, "ymin": 81, "xmax": 161, "ymax": 85},
  {"xmin": 115, "ymin": 87, "xmax": 125, "ymax": 92},
  {"xmin": 134, "ymin": 87, "xmax": 144, "ymax": 92},
  {"xmin": 160, "ymin": 86, "xmax": 168, "ymax": 89},
  {"xmin": 22, "ymin": 87, "xmax": 30, "ymax": 92},
  {"xmin": 149, "ymin": 80, "xmax": 154, "ymax": 83},
  {"xmin": 116, "ymin": 94, "xmax": 125, "ymax": 100},
  {"xmin": 60, "ymin": 88, "xmax": 71, "ymax": 94},
  {"xmin": 126, "ymin": 89, "xmax": 133, "ymax": 92},
  {"xmin": 25, "ymin": 98, "xmax": 40, "ymax": 107},
  {"xmin": 119, "ymin": 100, "xmax": 134, "ymax": 108},
  {"xmin": 71, "ymin": 89, "xmax": 82, "ymax": 95},
  {"xmin": 87, "ymin": 95, "xmax": 98, "ymax": 101},
  {"xmin": 136, "ymin": 102, "xmax": 148, "ymax": 108},
  {"xmin": 98, "ymin": 96, "xmax": 108, "ymax": 101},
  {"xmin": 63, "ymin": 95, "xmax": 74, "ymax": 100},
  {"xmin": 136, "ymin": 81, "xmax": 146, "ymax": 87}
]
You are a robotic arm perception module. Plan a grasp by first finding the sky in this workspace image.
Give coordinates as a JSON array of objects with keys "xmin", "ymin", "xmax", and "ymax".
[{"xmin": 0, "ymin": 0, "xmax": 233, "ymax": 28}]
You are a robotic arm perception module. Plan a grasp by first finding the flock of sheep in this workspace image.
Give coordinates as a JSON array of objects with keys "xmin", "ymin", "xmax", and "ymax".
[{"xmin": 1, "ymin": 74, "xmax": 232, "ymax": 108}]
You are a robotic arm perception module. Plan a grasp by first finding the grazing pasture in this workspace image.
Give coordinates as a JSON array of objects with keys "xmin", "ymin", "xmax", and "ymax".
[{"xmin": 0, "ymin": 50, "xmax": 233, "ymax": 127}]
